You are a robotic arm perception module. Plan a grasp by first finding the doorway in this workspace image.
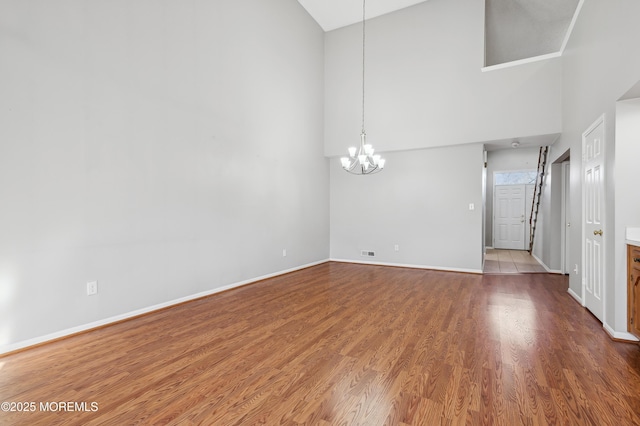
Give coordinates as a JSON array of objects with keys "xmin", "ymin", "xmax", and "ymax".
[
  {"xmin": 492, "ymin": 170, "xmax": 536, "ymax": 250},
  {"xmin": 561, "ymin": 159, "xmax": 571, "ymax": 274}
]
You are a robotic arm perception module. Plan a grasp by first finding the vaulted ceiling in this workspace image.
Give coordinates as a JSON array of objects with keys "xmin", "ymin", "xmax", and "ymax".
[
  {"xmin": 297, "ymin": 0, "xmax": 428, "ymax": 32},
  {"xmin": 297, "ymin": 0, "xmax": 582, "ymax": 66},
  {"xmin": 299, "ymin": 0, "xmax": 582, "ymax": 151}
]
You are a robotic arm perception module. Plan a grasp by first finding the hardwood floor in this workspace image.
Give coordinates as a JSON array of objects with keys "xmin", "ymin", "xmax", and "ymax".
[
  {"xmin": 484, "ymin": 249, "xmax": 548, "ymax": 274},
  {"xmin": 2, "ymin": 262, "xmax": 640, "ymax": 425}
]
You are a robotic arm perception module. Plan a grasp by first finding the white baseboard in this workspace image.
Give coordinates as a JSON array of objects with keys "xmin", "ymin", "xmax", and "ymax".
[
  {"xmin": 604, "ymin": 322, "xmax": 639, "ymax": 342},
  {"xmin": 567, "ymin": 288, "xmax": 582, "ymax": 304},
  {"xmin": 565, "ymin": 292, "xmax": 639, "ymax": 343},
  {"xmin": 531, "ymin": 252, "xmax": 562, "ymax": 274},
  {"xmin": 330, "ymin": 258, "xmax": 483, "ymax": 274},
  {"xmin": 0, "ymin": 259, "xmax": 329, "ymax": 355},
  {"xmin": 566, "ymin": 290, "xmax": 638, "ymax": 343}
]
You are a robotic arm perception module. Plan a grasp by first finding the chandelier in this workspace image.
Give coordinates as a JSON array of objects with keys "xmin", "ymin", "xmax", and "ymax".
[{"xmin": 340, "ymin": 0, "xmax": 386, "ymax": 175}]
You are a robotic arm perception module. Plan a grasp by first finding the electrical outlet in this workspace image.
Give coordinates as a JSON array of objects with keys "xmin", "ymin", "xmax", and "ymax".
[
  {"xmin": 394, "ymin": 244, "xmax": 399, "ymax": 252},
  {"xmin": 87, "ymin": 281, "xmax": 98, "ymax": 296},
  {"xmin": 282, "ymin": 249, "xmax": 287, "ymax": 257},
  {"xmin": 574, "ymin": 264, "xmax": 579, "ymax": 275}
]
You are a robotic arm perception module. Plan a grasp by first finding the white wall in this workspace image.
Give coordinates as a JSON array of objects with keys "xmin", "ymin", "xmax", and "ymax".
[
  {"xmin": 615, "ymin": 97, "xmax": 640, "ymax": 332},
  {"xmin": 549, "ymin": 0, "xmax": 640, "ymax": 337},
  {"xmin": 533, "ymin": 161, "xmax": 564, "ymax": 272},
  {"xmin": 330, "ymin": 144, "xmax": 484, "ymax": 272},
  {"xmin": 485, "ymin": 147, "xmax": 539, "ymax": 248},
  {"xmin": 324, "ymin": 0, "xmax": 562, "ymax": 157},
  {"xmin": 0, "ymin": 0, "xmax": 328, "ymax": 351}
]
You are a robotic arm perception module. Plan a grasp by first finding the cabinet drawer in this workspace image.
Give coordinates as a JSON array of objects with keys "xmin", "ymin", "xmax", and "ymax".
[
  {"xmin": 631, "ymin": 245, "xmax": 640, "ymax": 266},
  {"xmin": 627, "ymin": 245, "xmax": 640, "ymax": 339}
]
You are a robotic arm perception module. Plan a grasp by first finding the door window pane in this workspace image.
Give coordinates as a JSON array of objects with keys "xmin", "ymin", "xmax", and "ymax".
[{"xmin": 494, "ymin": 171, "xmax": 537, "ymax": 185}]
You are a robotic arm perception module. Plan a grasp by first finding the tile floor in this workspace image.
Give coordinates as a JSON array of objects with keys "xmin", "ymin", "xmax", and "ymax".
[{"xmin": 484, "ymin": 248, "xmax": 547, "ymax": 273}]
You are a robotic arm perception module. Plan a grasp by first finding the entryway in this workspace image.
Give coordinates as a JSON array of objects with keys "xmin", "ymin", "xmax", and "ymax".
[{"xmin": 484, "ymin": 249, "xmax": 547, "ymax": 273}]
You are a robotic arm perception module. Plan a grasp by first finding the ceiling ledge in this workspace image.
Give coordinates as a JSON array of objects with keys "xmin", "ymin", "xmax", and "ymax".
[
  {"xmin": 482, "ymin": 0, "xmax": 584, "ymax": 72},
  {"xmin": 481, "ymin": 51, "xmax": 561, "ymax": 72},
  {"xmin": 559, "ymin": 0, "xmax": 584, "ymax": 53}
]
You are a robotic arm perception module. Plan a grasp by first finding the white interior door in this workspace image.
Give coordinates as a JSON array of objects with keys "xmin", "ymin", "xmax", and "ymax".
[
  {"xmin": 562, "ymin": 161, "xmax": 571, "ymax": 274},
  {"xmin": 583, "ymin": 117, "xmax": 605, "ymax": 322},
  {"xmin": 494, "ymin": 185, "xmax": 526, "ymax": 250}
]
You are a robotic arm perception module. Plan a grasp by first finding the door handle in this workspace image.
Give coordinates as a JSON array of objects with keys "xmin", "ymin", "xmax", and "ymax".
[
  {"xmin": 593, "ymin": 229, "xmax": 603, "ymax": 236},
  {"xmin": 634, "ymin": 257, "xmax": 640, "ymax": 263}
]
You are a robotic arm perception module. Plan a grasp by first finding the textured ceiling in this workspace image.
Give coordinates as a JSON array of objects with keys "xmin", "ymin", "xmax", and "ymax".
[{"xmin": 485, "ymin": 0, "xmax": 580, "ymax": 66}]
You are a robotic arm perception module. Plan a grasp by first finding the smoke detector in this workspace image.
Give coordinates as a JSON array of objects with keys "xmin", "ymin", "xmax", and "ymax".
[{"xmin": 511, "ymin": 141, "xmax": 520, "ymax": 148}]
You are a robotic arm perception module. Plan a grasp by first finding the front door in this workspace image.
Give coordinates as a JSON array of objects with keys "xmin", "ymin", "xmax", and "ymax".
[
  {"xmin": 583, "ymin": 116, "xmax": 605, "ymax": 322},
  {"xmin": 494, "ymin": 185, "xmax": 526, "ymax": 250}
]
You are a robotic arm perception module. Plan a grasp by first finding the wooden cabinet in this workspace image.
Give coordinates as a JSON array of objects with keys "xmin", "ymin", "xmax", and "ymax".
[{"xmin": 628, "ymin": 244, "xmax": 640, "ymax": 339}]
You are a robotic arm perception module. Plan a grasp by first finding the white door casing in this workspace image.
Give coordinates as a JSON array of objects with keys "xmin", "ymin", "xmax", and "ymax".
[
  {"xmin": 494, "ymin": 185, "xmax": 526, "ymax": 250},
  {"xmin": 582, "ymin": 115, "xmax": 605, "ymax": 322}
]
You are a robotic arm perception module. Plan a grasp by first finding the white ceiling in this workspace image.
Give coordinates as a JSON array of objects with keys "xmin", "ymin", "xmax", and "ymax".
[
  {"xmin": 298, "ymin": 0, "xmax": 581, "ymax": 65},
  {"xmin": 483, "ymin": 134, "xmax": 560, "ymax": 152},
  {"xmin": 297, "ymin": 0, "xmax": 429, "ymax": 32}
]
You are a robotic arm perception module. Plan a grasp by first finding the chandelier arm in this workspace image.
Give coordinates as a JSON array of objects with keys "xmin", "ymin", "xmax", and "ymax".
[
  {"xmin": 364, "ymin": 166, "xmax": 379, "ymax": 175},
  {"xmin": 344, "ymin": 164, "xmax": 381, "ymax": 176}
]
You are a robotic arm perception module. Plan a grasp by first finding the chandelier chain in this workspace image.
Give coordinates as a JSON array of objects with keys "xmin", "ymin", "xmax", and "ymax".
[
  {"xmin": 362, "ymin": 0, "xmax": 366, "ymax": 134},
  {"xmin": 340, "ymin": 0, "xmax": 385, "ymax": 175}
]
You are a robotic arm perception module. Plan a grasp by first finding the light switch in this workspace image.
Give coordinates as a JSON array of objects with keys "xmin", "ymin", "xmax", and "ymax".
[{"xmin": 469, "ymin": 203, "xmax": 475, "ymax": 211}]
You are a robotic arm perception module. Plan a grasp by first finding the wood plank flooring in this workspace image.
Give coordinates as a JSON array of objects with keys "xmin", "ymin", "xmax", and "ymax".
[
  {"xmin": 2, "ymin": 262, "xmax": 640, "ymax": 425},
  {"xmin": 484, "ymin": 249, "xmax": 548, "ymax": 274}
]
